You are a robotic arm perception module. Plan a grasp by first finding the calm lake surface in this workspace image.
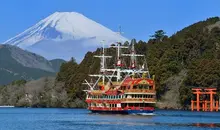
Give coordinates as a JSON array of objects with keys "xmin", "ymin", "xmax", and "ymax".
[{"xmin": 0, "ymin": 108, "xmax": 220, "ymax": 130}]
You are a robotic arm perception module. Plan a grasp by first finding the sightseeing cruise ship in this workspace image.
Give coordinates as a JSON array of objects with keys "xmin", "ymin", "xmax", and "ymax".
[{"xmin": 83, "ymin": 39, "xmax": 156, "ymax": 115}]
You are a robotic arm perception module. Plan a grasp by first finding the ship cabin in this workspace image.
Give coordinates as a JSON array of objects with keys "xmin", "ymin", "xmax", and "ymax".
[{"xmin": 86, "ymin": 77, "xmax": 156, "ymax": 111}]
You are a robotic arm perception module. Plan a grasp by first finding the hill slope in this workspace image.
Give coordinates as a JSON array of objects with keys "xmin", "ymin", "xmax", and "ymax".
[{"xmin": 0, "ymin": 45, "xmax": 65, "ymax": 85}]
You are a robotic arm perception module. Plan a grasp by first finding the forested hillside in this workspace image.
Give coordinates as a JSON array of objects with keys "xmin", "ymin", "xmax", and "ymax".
[{"xmin": 57, "ymin": 17, "xmax": 220, "ymax": 109}]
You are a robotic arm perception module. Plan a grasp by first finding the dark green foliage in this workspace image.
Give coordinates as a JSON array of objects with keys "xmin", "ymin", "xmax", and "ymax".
[
  {"xmin": 11, "ymin": 80, "xmax": 27, "ymax": 86},
  {"xmin": 150, "ymin": 30, "xmax": 167, "ymax": 42},
  {"xmin": 56, "ymin": 53, "xmax": 101, "ymax": 106},
  {"xmin": 49, "ymin": 59, "xmax": 66, "ymax": 72}
]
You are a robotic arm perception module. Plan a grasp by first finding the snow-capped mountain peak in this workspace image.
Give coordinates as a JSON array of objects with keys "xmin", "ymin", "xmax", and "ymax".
[{"xmin": 3, "ymin": 12, "xmax": 128, "ymax": 61}]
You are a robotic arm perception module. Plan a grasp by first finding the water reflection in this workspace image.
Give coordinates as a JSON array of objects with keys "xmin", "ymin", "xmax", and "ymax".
[
  {"xmin": 94, "ymin": 122, "xmax": 220, "ymax": 128},
  {"xmin": 193, "ymin": 123, "xmax": 220, "ymax": 128}
]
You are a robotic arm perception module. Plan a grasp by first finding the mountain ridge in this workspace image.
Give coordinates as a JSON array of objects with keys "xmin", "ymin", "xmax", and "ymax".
[{"xmin": 0, "ymin": 44, "xmax": 66, "ymax": 85}]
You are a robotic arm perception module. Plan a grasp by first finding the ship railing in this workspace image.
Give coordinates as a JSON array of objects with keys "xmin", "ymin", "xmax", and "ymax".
[
  {"xmin": 123, "ymin": 106, "xmax": 154, "ymax": 111},
  {"xmin": 88, "ymin": 106, "xmax": 123, "ymax": 111},
  {"xmin": 124, "ymin": 89, "xmax": 155, "ymax": 93},
  {"xmin": 121, "ymin": 98, "xmax": 156, "ymax": 102},
  {"xmin": 86, "ymin": 99, "xmax": 121, "ymax": 103},
  {"xmin": 88, "ymin": 106, "xmax": 154, "ymax": 111},
  {"xmin": 87, "ymin": 98, "xmax": 156, "ymax": 103}
]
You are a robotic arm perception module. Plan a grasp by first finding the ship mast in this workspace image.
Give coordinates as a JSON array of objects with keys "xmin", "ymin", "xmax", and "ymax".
[
  {"xmin": 83, "ymin": 26, "xmax": 151, "ymax": 91},
  {"xmin": 110, "ymin": 26, "xmax": 128, "ymax": 81},
  {"xmin": 121, "ymin": 39, "xmax": 151, "ymax": 78},
  {"xmin": 93, "ymin": 40, "xmax": 112, "ymax": 85}
]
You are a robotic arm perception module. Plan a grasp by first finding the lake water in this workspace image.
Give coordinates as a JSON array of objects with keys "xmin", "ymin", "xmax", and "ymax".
[{"xmin": 0, "ymin": 108, "xmax": 220, "ymax": 130}]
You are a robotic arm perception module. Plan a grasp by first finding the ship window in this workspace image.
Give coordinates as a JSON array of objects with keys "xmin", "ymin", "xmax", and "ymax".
[
  {"xmin": 128, "ymin": 86, "xmax": 131, "ymax": 89},
  {"xmin": 149, "ymin": 86, "xmax": 153, "ymax": 90},
  {"xmin": 139, "ymin": 85, "xmax": 143, "ymax": 89},
  {"xmin": 144, "ymin": 85, "xmax": 149, "ymax": 89},
  {"xmin": 133, "ymin": 85, "xmax": 137, "ymax": 89}
]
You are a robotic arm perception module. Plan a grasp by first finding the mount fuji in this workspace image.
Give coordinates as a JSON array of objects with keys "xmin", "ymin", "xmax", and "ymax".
[{"xmin": 3, "ymin": 12, "xmax": 128, "ymax": 62}]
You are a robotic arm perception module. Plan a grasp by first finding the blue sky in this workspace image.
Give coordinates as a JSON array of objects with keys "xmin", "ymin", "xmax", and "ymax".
[{"xmin": 0, "ymin": 0, "xmax": 220, "ymax": 43}]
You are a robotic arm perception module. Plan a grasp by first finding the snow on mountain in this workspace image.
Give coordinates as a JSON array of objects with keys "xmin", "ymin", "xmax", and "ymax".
[{"xmin": 3, "ymin": 12, "xmax": 128, "ymax": 62}]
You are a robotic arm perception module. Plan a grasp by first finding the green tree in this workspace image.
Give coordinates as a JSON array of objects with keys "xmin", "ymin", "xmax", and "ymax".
[{"xmin": 151, "ymin": 30, "xmax": 167, "ymax": 42}]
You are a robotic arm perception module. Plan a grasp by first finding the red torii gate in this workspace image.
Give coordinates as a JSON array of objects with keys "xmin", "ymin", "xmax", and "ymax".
[{"xmin": 191, "ymin": 88, "xmax": 219, "ymax": 112}]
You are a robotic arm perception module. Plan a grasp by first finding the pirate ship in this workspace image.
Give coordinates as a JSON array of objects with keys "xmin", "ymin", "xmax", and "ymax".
[{"xmin": 83, "ymin": 38, "xmax": 156, "ymax": 115}]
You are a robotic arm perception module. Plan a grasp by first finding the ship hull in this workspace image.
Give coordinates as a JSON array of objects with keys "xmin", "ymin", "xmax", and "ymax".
[{"xmin": 90, "ymin": 109, "xmax": 154, "ymax": 115}]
